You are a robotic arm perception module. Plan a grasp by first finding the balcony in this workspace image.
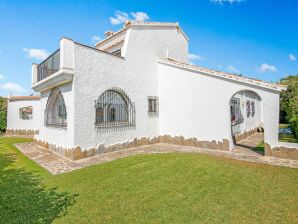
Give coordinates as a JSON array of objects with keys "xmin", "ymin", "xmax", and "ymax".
[
  {"xmin": 37, "ymin": 49, "xmax": 60, "ymax": 82},
  {"xmin": 32, "ymin": 38, "xmax": 75, "ymax": 92}
]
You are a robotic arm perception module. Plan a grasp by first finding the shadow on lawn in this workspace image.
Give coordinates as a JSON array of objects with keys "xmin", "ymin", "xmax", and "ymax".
[{"xmin": 0, "ymin": 152, "xmax": 76, "ymax": 224}]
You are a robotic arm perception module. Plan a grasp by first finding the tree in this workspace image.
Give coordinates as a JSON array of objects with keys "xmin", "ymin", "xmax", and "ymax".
[
  {"xmin": 0, "ymin": 97, "xmax": 7, "ymax": 133},
  {"xmin": 280, "ymin": 75, "xmax": 298, "ymax": 137}
]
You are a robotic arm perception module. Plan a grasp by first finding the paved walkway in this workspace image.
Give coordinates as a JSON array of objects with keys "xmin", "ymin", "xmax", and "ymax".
[
  {"xmin": 15, "ymin": 141, "xmax": 298, "ymax": 175},
  {"xmin": 234, "ymin": 132, "xmax": 264, "ymax": 156}
]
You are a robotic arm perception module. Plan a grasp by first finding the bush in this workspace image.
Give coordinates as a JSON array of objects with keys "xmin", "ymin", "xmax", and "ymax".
[
  {"xmin": 280, "ymin": 76, "xmax": 298, "ymax": 117},
  {"xmin": 289, "ymin": 115, "xmax": 298, "ymax": 138},
  {"xmin": 280, "ymin": 75, "xmax": 298, "ymax": 138},
  {"xmin": 0, "ymin": 97, "xmax": 7, "ymax": 133}
]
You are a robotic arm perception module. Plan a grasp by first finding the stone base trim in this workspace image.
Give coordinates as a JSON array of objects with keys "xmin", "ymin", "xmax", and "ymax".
[
  {"xmin": 34, "ymin": 135, "xmax": 230, "ymax": 161},
  {"xmin": 265, "ymin": 143, "xmax": 298, "ymax": 160},
  {"xmin": 6, "ymin": 129, "xmax": 39, "ymax": 136},
  {"xmin": 234, "ymin": 127, "xmax": 262, "ymax": 144}
]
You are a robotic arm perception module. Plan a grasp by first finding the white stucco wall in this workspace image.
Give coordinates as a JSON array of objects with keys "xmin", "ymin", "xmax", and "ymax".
[
  {"xmin": 72, "ymin": 26, "xmax": 189, "ymax": 150},
  {"xmin": 7, "ymin": 99, "xmax": 40, "ymax": 131},
  {"xmin": 158, "ymin": 63, "xmax": 280, "ymax": 149},
  {"xmin": 35, "ymin": 82, "xmax": 75, "ymax": 148},
  {"xmin": 73, "ymin": 45, "xmax": 159, "ymax": 149}
]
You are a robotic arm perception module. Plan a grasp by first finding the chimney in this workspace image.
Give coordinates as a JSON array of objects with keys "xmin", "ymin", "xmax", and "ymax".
[
  {"xmin": 124, "ymin": 20, "xmax": 131, "ymax": 27},
  {"xmin": 104, "ymin": 31, "xmax": 115, "ymax": 37}
]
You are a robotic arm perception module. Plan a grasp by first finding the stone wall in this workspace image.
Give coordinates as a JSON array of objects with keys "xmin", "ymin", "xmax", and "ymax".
[
  {"xmin": 34, "ymin": 135, "xmax": 230, "ymax": 161},
  {"xmin": 234, "ymin": 127, "xmax": 262, "ymax": 144},
  {"xmin": 6, "ymin": 129, "xmax": 39, "ymax": 136},
  {"xmin": 265, "ymin": 143, "xmax": 298, "ymax": 160}
]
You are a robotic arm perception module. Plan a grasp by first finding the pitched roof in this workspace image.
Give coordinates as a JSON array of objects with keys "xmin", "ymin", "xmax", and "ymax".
[
  {"xmin": 9, "ymin": 96, "xmax": 41, "ymax": 102},
  {"xmin": 158, "ymin": 58, "xmax": 286, "ymax": 92},
  {"xmin": 95, "ymin": 21, "xmax": 189, "ymax": 48}
]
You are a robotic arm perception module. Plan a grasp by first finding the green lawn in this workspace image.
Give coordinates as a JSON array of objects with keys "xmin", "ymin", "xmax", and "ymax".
[
  {"xmin": 279, "ymin": 123, "xmax": 298, "ymax": 143},
  {"xmin": 1, "ymin": 137, "xmax": 298, "ymax": 224},
  {"xmin": 253, "ymin": 141, "xmax": 264, "ymax": 155}
]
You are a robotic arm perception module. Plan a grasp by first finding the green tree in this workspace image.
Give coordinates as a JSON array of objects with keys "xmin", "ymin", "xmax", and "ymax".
[
  {"xmin": 0, "ymin": 97, "xmax": 7, "ymax": 132},
  {"xmin": 280, "ymin": 75, "xmax": 298, "ymax": 137}
]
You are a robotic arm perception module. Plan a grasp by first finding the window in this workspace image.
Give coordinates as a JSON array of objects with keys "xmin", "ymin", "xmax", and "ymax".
[
  {"xmin": 246, "ymin": 100, "xmax": 251, "ymax": 117},
  {"xmin": 148, "ymin": 96, "xmax": 158, "ymax": 115},
  {"xmin": 45, "ymin": 88, "xmax": 67, "ymax": 127},
  {"xmin": 19, "ymin": 106, "xmax": 33, "ymax": 120},
  {"xmin": 95, "ymin": 88, "xmax": 135, "ymax": 127},
  {"xmin": 230, "ymin": 97, "xmax": 243, "ymax": 125},
  {"xmin": 251, "ymin": 101, "xmax": 255, "ymax": 117},
  {"xmin": 111, "ymin": 49, "xmax": 121, "ymax": 57}
]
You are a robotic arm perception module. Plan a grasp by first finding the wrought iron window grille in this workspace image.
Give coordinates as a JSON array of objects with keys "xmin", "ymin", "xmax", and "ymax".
[
  {"xmin": 95, "ymin": 88, "xmax": 135, "ymax": 128},
  {"xmin": 246, "ymin": 100, "xmax": 251, "ymax": 117},
  {"xmin": 251, "ymin": 101, "xmax": 255, "ymax": 117},
  {"xmin": 45, "ymin": 88, "xmax": 67, "ymax": 128},
  {"xmin": 230, "ymin": 97, "xmax": 244, "ymax": 125}
]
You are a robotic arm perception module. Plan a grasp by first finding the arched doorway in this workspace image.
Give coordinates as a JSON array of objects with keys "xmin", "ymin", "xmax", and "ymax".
[{"xmin": 229, "ymin": 90, "xmax": 264, "ymax": 155}]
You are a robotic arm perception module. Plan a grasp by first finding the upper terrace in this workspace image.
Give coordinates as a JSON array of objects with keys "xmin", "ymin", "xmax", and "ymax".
[
  {"xmin": 31, "ymin": 37, "xmax": 125, "ymax": 93},
  {"xmin": 32, "ymin": 38, "xmax": 75, "ymax": 92}
]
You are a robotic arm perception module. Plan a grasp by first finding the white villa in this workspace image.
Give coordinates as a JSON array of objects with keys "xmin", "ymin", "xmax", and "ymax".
[{"xmin": 7, "ymin": 21, "xmax": 297, "ymax": 160}]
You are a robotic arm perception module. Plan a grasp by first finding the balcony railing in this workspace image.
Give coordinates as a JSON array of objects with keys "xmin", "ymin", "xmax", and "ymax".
[{"xmin": 37, "ymin": 49, "xmax": 60, "ymax": 82}]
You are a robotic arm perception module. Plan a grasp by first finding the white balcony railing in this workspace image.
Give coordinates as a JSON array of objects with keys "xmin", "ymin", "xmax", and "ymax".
[{"xmin": 37, "ymin": 49, "xmax": 60, "ymax": 82}]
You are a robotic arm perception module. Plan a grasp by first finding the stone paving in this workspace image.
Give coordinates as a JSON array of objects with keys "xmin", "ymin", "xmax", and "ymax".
[
  {"xmin": 15, "ymin": 140, "xmax": 298, "ymax": 175},
  {"xmin": 234, "ymin": 132, "xmax": 264, "ymax": 156}
]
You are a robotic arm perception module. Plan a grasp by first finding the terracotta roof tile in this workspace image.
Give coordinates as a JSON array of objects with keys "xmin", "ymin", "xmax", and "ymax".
[{"xmin": 9, "ymin": 96, "xmax": 41, "ymax": 101}]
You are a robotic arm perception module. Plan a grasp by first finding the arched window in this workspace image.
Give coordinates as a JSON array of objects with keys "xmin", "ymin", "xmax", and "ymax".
[
  {"xmin": 95, "ymin": 88, "xmax": 135, "ymax": 127},
  {"xmin": 45, "ymin": 88, "xmax": 67, "ymax": 127}
]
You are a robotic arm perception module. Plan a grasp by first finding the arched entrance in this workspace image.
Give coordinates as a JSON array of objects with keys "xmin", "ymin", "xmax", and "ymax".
[{"xmin": 229, "ymin": 90, "xmax": 264, "ymax": 155}]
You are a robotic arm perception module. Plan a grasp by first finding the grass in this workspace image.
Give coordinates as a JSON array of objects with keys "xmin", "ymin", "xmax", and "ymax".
[
  {"xmin": 253, "ymin": 141, "xmax": 264, "ymax": 153},
  {"xmin": 279, "ymin": 123, "xmax": 298, "ymax": 143},
  {"xmin": 1, "ymin": 137, "xmax": 298, "ymax": 223}
]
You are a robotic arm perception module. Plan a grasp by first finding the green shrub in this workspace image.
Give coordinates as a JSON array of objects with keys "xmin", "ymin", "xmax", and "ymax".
[
  {"xmin": 280, "ymin": 76, "xmax": 298, "ymax": 120},
  {"xmin": 0, "ymin": 97, "xmax": 7, "ymax": 133},
  {"xmin": 289, "ymin": 115, "xmax": 298, "ymax": 138}
]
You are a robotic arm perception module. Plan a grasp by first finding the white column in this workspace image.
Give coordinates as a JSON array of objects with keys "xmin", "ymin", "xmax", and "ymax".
[
  {"xmin": 31, "ymin": 63, "xmax": 38, "ymax": 85},
  {"xmin": 60, "ymin": 37, "xmax": 74, "ymax": 72}
]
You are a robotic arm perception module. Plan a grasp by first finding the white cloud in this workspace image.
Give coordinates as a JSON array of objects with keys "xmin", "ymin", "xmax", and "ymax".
[
  {"xmin": 259, "ymin": 63, "xmax": 277, "ymax": 73},
  {"xmin": 289, "ymin": 53, "xmax": 296, "ymax": 61},
  {"xmin": 188, "ymin": 53, "xmax": 202, "ymax": 64},
  {"xmin": 22, "ymin": 48, "xmax": 49, "ymax": 61},
  {"xmin": 0, "ymin": 74, "xmax": 4, "ymax": 80},
  {"xmin": 131, "ymin": 12, "xmax": 150, "ymax": 22},
  {"xmin": 226, "ymin": 65, "xmax": 239, "ymax": 73},
  {"xmin": 91, "ymin": 35, "xmax": 102, "ymax": 44},
  {"xmin": 110, "ymin": 10, "xmax": 149, "ymax": 25},
  {"xmin": 0, "ymin": 82, "xmax": 26, "ymax": 93},
  {"xmin": 210, "ymin": 0, "xmax": 244, "ymax": 4},
  {"xmin": 110, "ymin": 11, "xmax": 129, "ymax": 25},
  {"xmin": 188, "ymin": 53, "xmax": 202, "ymax": 61}
]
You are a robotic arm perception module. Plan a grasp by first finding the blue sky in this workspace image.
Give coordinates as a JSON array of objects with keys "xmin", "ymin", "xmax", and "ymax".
[{"xmin": 0, "ymin": 0, "xmax": 297, "ymax": 96}]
